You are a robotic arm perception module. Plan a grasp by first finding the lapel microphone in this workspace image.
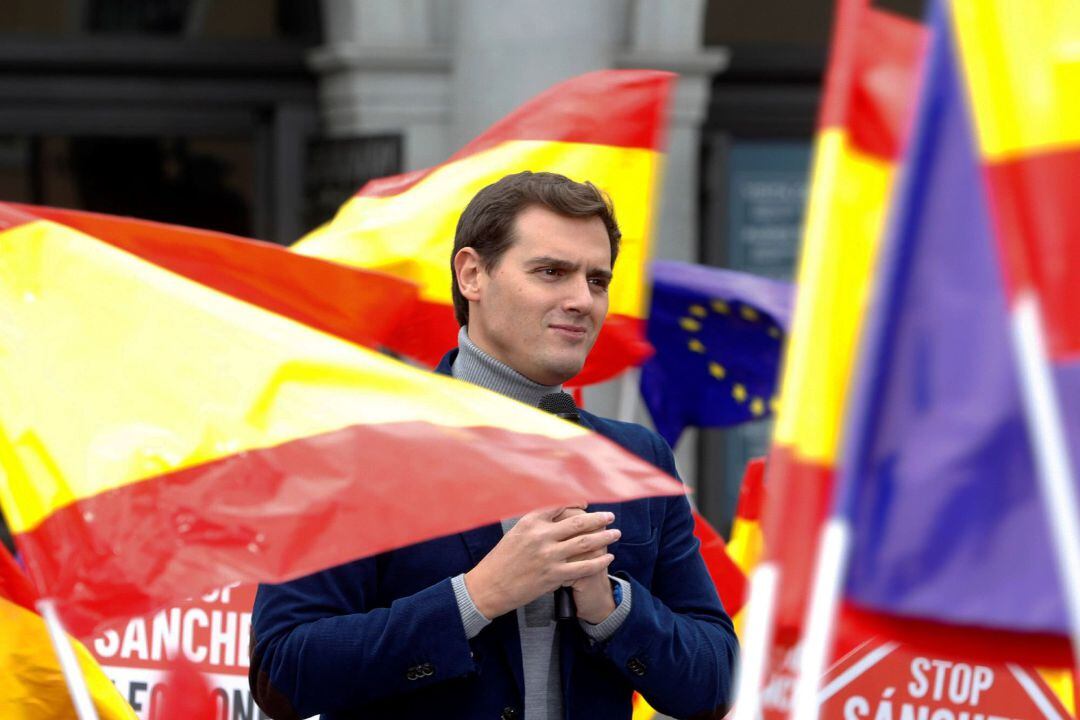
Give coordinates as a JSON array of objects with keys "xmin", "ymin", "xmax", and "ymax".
[{"xmin": 538, "ymin": 391, "xmax": 581, "ymax": 622}]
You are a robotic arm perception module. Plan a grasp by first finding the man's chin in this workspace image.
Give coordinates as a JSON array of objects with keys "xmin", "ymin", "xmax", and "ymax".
[{"xmin": 537, "ymin": 355, "xmax": 587, "ymax": 386}]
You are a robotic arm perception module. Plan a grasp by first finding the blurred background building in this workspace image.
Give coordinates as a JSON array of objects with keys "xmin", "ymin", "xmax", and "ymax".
[{"xmin": 0, "ymin": 0, "xmax": 917, "ymax": 538}]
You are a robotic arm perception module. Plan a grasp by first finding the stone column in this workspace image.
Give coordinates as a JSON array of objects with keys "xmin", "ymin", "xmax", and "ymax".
[
  {"xmin": 449, "ymin": 0, "xmax": 626, "ymax": 145},
  {"xmin": 309, "ymin": 0, "xmax": 454, "ymax": 170},
  {"xmin": 620, "ymin": 0, "xmax": 728, "ymax": 264}
]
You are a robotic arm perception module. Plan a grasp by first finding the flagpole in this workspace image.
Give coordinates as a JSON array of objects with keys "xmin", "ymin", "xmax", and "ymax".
[
  {"xmin": 790, "ymin": 519, "xmax": 851, "ymax": 720},
  {"xmin": 1010, "ymin": 294, "xmax": 1080, "ymax": 676},
  {"xmin": 731, "ymin": 562, "xmax": 779, "ymax": 720},
  {"xmin": 37, "ymin": 598, "xmax": 101, "ymax": 720}
]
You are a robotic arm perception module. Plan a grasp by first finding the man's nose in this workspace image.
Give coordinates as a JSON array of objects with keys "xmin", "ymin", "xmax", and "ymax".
[{"xmin": 562, "ymin": 275, "xmax": 594, "ymax": 314}]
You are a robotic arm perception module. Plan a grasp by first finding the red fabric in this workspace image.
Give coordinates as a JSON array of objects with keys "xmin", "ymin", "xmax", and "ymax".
[
  {"xmin": 819, "ymin": 2, "xmax": 927, "ymax": 161},
  {"xmin": 760, "ymin": 448, "xmax": 837, "ymax": 631},
  {"xmin": 156, "ymin": 655, "xmax": 217, "ymax": 720},
  {"xmin": 15, "ymin": 421, "xmax": 685, "ymax": 639},
  {"xmin": 984, "ymin": 149, "xmax": 1080, "ymax": 359},
  {"xmin": 734, "ymin": 457, "xmax": 767, "ymax": 522},
  {"xmin": 1074, "ymin": 670, "xmax": 1080, "ymax": 718},
  {"xmin": 3, "ymin": 203, "xmax": 420, "ymax": 352},
  {"xmin": 0, "ymin": 201, "xmax": 36, "ymax": 230},
  {"xmin": 838, "ymin": 603, "xmax": 1076, "ymax": 667},
  {"xmin": 693, "ymin": 511, "xmax": 748, "ymax": 617},
  {"xmin": 356, "ymin": 70, "xmax": 673, "ymax": 199}
]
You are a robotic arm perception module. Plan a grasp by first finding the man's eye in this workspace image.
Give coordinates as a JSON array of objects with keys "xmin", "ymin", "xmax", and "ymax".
[
  {"xmin": 589, "ymin": 278, "xmax": 610, "ymax": 290},
  {"xmin": 540, "ymin": 268, "xmax": 562, "ymax": 277}
]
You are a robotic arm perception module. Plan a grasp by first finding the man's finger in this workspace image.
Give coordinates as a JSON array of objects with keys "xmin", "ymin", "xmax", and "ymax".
[
  {"xmin": 551, "ymin": 505, "xmax": 588, "ymax": 523},
  {"xmin": 533, "ymin": 502, "xmax": 588, "ymax": 522},
  {"xmin": 550, "ymin": 511, "xmax": 614, "ymax": 540},
  {"xmin": 556, "ymin": 554, "xmax": 615, "ymax": 583},
  {"xmin": 564, "ymin": 546, "xmax": 609, "ymax": 563},
  {"xmin": 555, "ymin": 527, "xmax": 620, "ymax": 560}
]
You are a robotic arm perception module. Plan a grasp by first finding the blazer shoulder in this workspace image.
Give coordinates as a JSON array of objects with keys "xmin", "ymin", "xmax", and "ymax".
[{"xmin": 578, "ymin": 410, "xmax": 678, "ymax": 478}]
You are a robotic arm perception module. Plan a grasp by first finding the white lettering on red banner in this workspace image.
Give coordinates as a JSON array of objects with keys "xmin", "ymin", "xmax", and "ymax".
[{"xmin": 761, "ymin": 640, "xmax": 1070, "ymax": 720}]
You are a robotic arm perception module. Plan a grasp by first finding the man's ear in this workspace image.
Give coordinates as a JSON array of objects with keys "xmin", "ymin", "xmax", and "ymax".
[{"xmin": 454, "ymin": 247, "xmax": 483, "ymax": 302}]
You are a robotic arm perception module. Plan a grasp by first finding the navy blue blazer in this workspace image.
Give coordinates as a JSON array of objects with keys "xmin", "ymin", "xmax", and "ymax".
[{"xmin": 250, "ymin": 350, "xmax": 737, "ymax": 719}]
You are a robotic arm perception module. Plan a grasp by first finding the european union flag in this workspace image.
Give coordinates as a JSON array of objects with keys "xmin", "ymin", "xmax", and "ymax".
[{"xmin": 640, "ymin": 261, "xmax": 794, "ymax": 446}]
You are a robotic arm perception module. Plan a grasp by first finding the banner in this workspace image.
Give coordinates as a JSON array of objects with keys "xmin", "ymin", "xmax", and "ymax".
[
  {"xmin": 761, "ymin": 639, "xmax": 1074, "ymax": 720},
  {"xmin": 90, "ymin": 583, "xmax": 271, "ymax": 720}
]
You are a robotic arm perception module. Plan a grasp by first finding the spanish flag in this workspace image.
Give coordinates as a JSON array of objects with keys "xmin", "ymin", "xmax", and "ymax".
[
  {"xmin": 952, "ymin": 0, "xmax": 1080, "ymax": 360},
  {"xmin": 726, "ymin": 458, "xmax": 765, "ymax": 583},
  {"xmin": 0, "ymin": 203, "xmax": 684, "ymax": 639},
  {"xmin": 953, "ymin": 0, "xmax": 1080, "ymax": 685},
  {"xmin": 294, "ymin": 70, "xmax": 673, "ymax": 386},
  {"xmin": 0, "ymin": 544, "xmax": 136, "ymax": 720},
  {"xmin": 759, "ymin": 0, "xmax": 926, "ymax": 634}
]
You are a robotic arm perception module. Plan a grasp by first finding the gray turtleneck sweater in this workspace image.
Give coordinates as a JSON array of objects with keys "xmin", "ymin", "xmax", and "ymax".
[{"xmin": 447, "ymin": 327, "xmax": 631, "ymax": 720}]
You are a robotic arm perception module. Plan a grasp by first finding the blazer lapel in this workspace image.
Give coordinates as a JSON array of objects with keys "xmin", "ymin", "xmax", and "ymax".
[{"xmin": 460, "ymin": 523, "xmax": 503, "ymax": 567}]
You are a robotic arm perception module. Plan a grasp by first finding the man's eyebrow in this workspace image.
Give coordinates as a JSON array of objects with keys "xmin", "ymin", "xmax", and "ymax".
[
  {"xmin": 524, "ymin": 256, "xmax": 613, "ymax": 279},
  {"xmin": 524, "ymin": 255, "xmax": 578, "ymax": 269}
]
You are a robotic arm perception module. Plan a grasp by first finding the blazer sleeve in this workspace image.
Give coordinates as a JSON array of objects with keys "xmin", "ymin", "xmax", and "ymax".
[
  {"xmin": 249, "ymin": 557, "xmax": 477, "ymax": 719},
  {"xmin": 588, "ymin": 431, "xmax": 740, "ymax": 719}
]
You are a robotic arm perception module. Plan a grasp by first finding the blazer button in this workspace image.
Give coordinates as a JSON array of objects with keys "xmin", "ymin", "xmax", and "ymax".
[
  {"xmin": 500, "ymin": 706, "xmax": 519, "ymax": 719},
  {"xmin": 406, "ymin": 667, "xmax": 418, "ymax": 681},
  {"xmin": 627, "ymin": 658, "xmax": 647, "ymax": 676},
  {"xmin": 421, "ymin": 662, "xmax": 435, "ymax": 677}
]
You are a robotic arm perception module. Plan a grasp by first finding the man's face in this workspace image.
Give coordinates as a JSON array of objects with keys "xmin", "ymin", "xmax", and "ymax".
[{"xmin": 461, "ymin": 205, "xmax": 612, "ymax": 386}]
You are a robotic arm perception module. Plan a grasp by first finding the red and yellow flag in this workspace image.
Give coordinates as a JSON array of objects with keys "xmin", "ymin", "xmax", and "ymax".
[
  {"xmin": 0, "ymin": 203, "xmax": 684, "ymax": 639},
  {"xmin": 0, "ymin": 544, "xmax": 136, "ymax": 720},
  {"xmin": 727, "ymin": 457, "xmax": 766, "ymax": 580},
  {"xmin": 761, "ymin": 0, "xmax": 926, "ymax": 633},
  {"xmin": 6, "ymin": 203, "xmax": 420, "ymax": 351},
  {"xmin": 951, "ymin": 0, "xmax": 1080, "ymax": 702},
  {"xmin": 294, "ymin": 70, "xmax": 673, "ymax": 386},
  {"xmin": 952, "ymin": 0, "xmax": 1080, "ymax": 361}
]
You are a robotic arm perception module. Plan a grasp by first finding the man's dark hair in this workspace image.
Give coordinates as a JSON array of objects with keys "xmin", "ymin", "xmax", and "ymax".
[{"xmin": 450, "ymin": 171, "xmax": 621, "ymax": 326}]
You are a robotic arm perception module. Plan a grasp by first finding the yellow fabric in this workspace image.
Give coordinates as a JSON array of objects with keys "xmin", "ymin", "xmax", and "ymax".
[
  {"xmin": 0, "ymin": 220, "xmax": 590, "ymax": 534},
  {"xmin": 951, "ymin": 0, "xmax": 1080, "ymax": 160},
  {"xmin": 631, "ymin": 691, "xmax": 657, "ymax": 720},
  {"xmin": 727, "ymin": 516, "xmax": 765, "ymax": 577},
  {"xmin": 0, "ymin": 596, "xmax": 136, "ymax": 720},
  {"xmin": 294, "ymin": 140, "xmax": 660, "ymax": 319},
  {"xmin": 772, "ymin": 130, "xmax": 895, "ymax": 462},
  {"xmin": 1037, "ymin": 668, "xmax": 1076, "ymax": 716}
]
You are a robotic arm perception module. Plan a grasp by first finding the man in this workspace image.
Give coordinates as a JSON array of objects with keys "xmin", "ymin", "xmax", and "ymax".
[{"xmin": 250, "ymin": 172, "xmax": 738, "ymax": 719}]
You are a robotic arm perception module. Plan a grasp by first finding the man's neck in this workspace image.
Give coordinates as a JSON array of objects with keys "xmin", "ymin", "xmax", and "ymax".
[{"xmin": 452, "ymin": 327, "xmax": 561, "ymax": 407}]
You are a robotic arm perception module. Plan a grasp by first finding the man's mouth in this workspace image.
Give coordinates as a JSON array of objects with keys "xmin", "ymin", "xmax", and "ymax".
[{"xmin": 549, "ymin": 324, "xmax": 588, "ymax": 338}]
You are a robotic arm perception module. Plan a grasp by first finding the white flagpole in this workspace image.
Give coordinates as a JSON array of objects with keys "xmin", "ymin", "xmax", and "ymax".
[
  {"xmin": 731, "ymin": 562, "xmax": 780, "ymax": 720},
  {"xmin": 1010, "ymin": 294, "xmax": 1080, "ymax": 675},
  {"xmin": 36, "ymin": 598, "xmax": 101, "ymax": 720},
  {"xmin": 790, "ymin": 519, "xmax": 851, "ymax": 720}
]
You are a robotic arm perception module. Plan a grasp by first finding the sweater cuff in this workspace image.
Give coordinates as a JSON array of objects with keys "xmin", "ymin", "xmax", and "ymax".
[
  {"xmin": 580, "ymin": 576, "xmax": 632, "ymax": 642},
  {"xmin": 451, "ymin": 573, "xmax": 491, "ymax": 640}
]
